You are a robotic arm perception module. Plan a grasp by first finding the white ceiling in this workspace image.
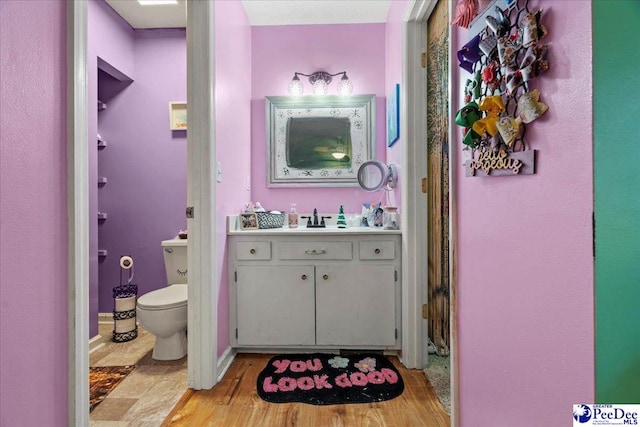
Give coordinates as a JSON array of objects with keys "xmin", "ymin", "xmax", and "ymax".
[
  {"xmin": 241, "ymin": 0, "xmax": 392, "ymax": 26},
  {"xmin": 104, "ymin": 0, "xmax": 392, "ymax": 29},
  {"xmin": 105, "ymin": 0, "xmax": 187, "ymax": 29}
]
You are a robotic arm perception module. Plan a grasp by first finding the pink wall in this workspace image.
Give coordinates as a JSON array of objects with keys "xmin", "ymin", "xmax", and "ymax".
[
  {"xmin": 215, "ymin": 1, "xmax": 252, "ymax": 356},
  {"xmin": 454, "ymin": 2, "xmax": 594, "ymax": 425},
  {"xmin": 385, "ymin": 0, "xmax": 408, "ymax": 208},
  {"xmin": 250, "ymin": 24, "xmax": 388, "ymax": 214},
  {"xmin": 0, "ymin": 1, "xmax": 69, "ymax": 425}
]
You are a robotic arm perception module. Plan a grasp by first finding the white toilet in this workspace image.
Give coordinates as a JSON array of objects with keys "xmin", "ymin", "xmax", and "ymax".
[{"xmin": 137, "ymin": 238, "xmax": 188, "ymax": 360}]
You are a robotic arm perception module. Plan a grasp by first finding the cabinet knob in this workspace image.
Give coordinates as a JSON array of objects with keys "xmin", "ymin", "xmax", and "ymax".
[
  {"xmin": 374, "ymin": 248, "xmax": 381, "ymax": 254},
  {"xmin": 301, "ymin": 274, "xmax": 307, "ymax": 280},
  {"xmin": 249, "ymin": 248, "xmax": 256, "ymax": 254},
  {"xmin": 322, "ymin": 274, "xmax": 329, "ymax": 280}
]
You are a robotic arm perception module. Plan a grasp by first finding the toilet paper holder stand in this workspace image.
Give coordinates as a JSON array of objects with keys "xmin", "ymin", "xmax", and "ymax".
[{"xmin": 112, "ymin": 255, "xmax": 138, "ymax": 343}]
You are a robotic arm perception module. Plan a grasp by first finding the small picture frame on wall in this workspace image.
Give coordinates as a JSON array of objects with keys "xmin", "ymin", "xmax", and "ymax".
[
  {"xmin": 239, "ymin": 213, "xmax": 258, "ymax": 230},
  {"xmin": 169, "ymin": 102, "xmax": 187, "ymax": 130},
  {"xmin": 387, "ymin": 83, "xmax": 400, "ymax": 147}
]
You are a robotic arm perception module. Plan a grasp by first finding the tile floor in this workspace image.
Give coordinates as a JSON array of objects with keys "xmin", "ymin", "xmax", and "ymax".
[{"xmin": 90, "ymin": 323, "xmax": 188, "ymax": 427}]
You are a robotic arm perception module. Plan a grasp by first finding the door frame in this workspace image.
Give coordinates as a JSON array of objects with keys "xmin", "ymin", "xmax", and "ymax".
[
  {"xmin": 67, "ymin": 1, "xmax": 89, "ymax": 424},
  {"xmin": 401, "ymin": 0, "xmax": 432, "ymax": 371},
  {"xmin": 185, "ymin": 0, "xmax": 218, "ymax": 391},
  {"xmin": 67, "ymin": 1, "xmax": 217, "ymax": 424},
  {"xmin": 403, "ymin": 0, "xmax": 458, "ymax": 424}
]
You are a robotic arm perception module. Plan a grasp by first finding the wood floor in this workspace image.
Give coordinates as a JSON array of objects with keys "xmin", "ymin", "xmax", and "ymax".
[{"xmin": 162, "ymin": 354, "xmax": 450, "ymax": 427}]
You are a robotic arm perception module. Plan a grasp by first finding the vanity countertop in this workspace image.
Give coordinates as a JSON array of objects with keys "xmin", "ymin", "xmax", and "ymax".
[{"xmin": 227, "ymin": 216, "xmax": 401, "ymax": 236}]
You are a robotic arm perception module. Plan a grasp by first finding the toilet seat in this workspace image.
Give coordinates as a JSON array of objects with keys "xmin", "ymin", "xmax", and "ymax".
[{"xmin": 138, "ymin": 284, "xmax": 187, "ymax": 311}]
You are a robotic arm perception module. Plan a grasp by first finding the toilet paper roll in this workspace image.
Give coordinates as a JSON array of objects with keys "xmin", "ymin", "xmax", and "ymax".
[
  {"xmin": 115, "ymin": 317, "xmax": 136, "ymax": 333},
  {"xmin": 115, "ymin": 296, "xmax": 136, "ymax": 312},
  {"xmin": 120, "ymin": 256, "xmax": 134, "ymax": 269}
]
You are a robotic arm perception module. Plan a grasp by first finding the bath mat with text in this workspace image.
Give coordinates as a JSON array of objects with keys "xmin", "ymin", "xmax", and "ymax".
[
  {"xmin": 257, "ymin": 353, "xmax": 404, "ymax": 405},
  {"xmin": 89, "ymin": 365, "xmax": 135, "ymax": 411}
]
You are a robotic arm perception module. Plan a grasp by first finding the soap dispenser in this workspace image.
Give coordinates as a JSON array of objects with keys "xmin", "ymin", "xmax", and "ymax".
[
  {"xmin": 337, "ymin": 205, "xmax": 347, "ymax": 228},
  {"xmin": 288, "ymin": 203, "xmax": 298, "ymax": 229}
]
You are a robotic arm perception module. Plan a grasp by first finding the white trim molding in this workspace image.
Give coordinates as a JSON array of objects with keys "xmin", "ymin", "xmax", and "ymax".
[
  {"xmin": 217, "ymin": 347, "xmax": 237, "ymax": 383},
  {"xmin": 401, "ymin": 0, "xmax": 433, "ymax": 370},
  {"xmin": 67, "ymin": 1, "xmax": 89, "ymax": 425},
  {"xmin": 448, "ymin": 2, "xmax": 460, "ymax": 425},
  {"xmin": 186, "ymin": 0, "xmax": 218, "ymax": 390},
  {"xmin": 89, "ymin": 335, "xmax": 106, "ymax": 354}
]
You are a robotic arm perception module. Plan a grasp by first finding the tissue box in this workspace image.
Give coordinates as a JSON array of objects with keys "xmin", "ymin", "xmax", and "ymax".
[{"xmin": 256, "ymin": 212, "xmax": 285, "ymax": 229}]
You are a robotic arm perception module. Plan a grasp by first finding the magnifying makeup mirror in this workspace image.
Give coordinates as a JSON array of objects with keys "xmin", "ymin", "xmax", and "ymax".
[{"xmin": 357, "ymin": 160, "xmax": 398, "ymax": 192}]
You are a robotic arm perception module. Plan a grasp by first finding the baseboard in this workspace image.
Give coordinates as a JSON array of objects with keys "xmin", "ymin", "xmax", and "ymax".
[
  {"xmin": 217, "ymin": 346, "xmax": 236, "ymax": 382},
  {"xmin": 98, "ymin": 312, "xmax": 113, "ymax": 323},
  {"xmin": 91, "ymin": 313, "xmax": 115, "ymax": 353},
  {"xmin": 89, "ymin": 334, "xmax": 105, "ymax": 354}
]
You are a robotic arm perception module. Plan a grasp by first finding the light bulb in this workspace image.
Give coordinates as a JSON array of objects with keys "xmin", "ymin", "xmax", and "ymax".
[
  {"xmin": 312, "ymin": 79, "xmax": 329, "ymax": 96},
  {"xmin": 332, "ymin": 143, "xmax": 346, "ymax": 159},
  {"xmin": 337, "ymin": 75, "xmax": 353, "ymax": 96},
  {"xmin": 332, "ymin": 151, "xmax": 346, "ymax": 159},
  {"xmin": 288, "ymin": 75, "xmax": 304, "ymax": 96}
]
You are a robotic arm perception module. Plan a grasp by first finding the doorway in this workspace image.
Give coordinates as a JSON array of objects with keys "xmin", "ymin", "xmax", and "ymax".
[
  {"xmin": 68, "ymin": 2, "xmax": 217, "ymax": 425},
  {"xmin": 404, "ymin": 0, "xmax": 457, "ymax": 423},
  {"xmin": 71, "ymin": 1, "xmax": 457, "ymax": 425}
]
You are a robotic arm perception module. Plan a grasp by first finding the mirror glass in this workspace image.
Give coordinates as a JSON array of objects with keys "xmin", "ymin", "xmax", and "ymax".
[{"xmin": 287, "ymin": 117, "xmax": 352, "ymax": 169}]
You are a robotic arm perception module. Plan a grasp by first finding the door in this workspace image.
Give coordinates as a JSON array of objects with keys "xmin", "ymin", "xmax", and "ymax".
[
  {"xmin": 236, "ymin": 265, "xmax": 315, "ymax": 346},
  {"xmin": 315, "ymin": 264, "xmax": 396, "ymax": 346},
  {"xmin": 425, "ymin": 0, "xmax": 450, "ymax": 356}
]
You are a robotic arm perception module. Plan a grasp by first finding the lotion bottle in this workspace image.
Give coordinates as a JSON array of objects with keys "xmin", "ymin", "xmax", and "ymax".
[{"xmin": 288, "ymin": 203, "xmax": 299, "ymax": 228}]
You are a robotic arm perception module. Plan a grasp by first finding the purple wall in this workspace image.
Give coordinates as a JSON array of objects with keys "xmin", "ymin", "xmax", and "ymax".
[
  {"xmin": 454, "ymin": 2, "xmax": 595, "ymax": 425},
  {"xmin": 214, "ymin": 1, "xmax": 252, "ymax": 356},
  {"xmin": 0, "ymin": 1, "xmax": 69, "ymax": 425},
  {"xmin": 250, "ymin": 24, "xmax": 387, "ymax": 214},
  {"xmin": 88, "ymin": 0, "xmax": 136, "ymax": 336},
  {"xmin": 97, "ymin": 29, "xmax": 187, "ymax": 312}
]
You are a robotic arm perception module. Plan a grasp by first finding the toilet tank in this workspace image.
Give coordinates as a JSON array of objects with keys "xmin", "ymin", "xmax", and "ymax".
[{"xmin": 162, "ymin": 238, "xmax": 188, "ymax": 285}]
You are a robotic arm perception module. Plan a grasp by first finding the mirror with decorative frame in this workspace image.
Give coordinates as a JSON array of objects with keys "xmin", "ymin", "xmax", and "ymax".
[{"xmin": 266, "ymin": 94, "xmax": 376, "ymax": 187}]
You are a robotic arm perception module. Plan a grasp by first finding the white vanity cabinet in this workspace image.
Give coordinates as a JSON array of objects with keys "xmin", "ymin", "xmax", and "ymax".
[{"xmin": 228, "ymin": 230, "xmax": 401, "ymax": 351}]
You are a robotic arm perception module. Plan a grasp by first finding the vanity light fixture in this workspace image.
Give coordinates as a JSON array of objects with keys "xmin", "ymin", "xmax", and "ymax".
[{"xmin": 288, "ymin": 71, "xmax": 353, "ymax": 96}]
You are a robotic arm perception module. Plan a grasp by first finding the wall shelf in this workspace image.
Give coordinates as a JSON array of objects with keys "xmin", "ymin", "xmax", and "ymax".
[{"xmin": 169, "ymin": 101, "xmax": 187, "ymax": 130}]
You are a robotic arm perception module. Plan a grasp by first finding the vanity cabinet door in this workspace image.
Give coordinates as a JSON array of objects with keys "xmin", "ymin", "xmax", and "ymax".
[
  {"xmin": 315, "ymin": 264, "xmax": 396, "ymax": 347},
  {"xmin": 236, "ymin": 265, "xmax": 315, "ymax": 346}
]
